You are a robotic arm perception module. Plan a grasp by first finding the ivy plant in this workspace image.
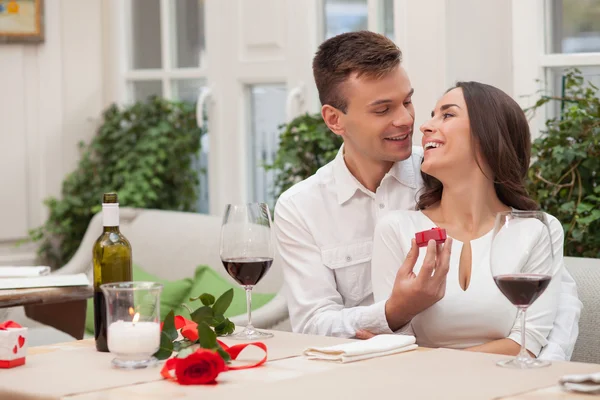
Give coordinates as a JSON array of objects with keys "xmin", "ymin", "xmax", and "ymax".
[
  {"xmin": 28, "ymin": 96, "xmax": 205, "ymax": 268},
  {"xmin": 264, "ymin": 113, "xmax": 341, "ymax": 200},
  {"xmin": 526, "ymin": 68, "xmax": 600, "ymax": 258}
]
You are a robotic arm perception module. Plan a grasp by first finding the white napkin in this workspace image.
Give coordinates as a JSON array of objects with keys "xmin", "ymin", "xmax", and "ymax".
[
  {"xmin": 0, "ymin": 273, "xmax": 90, "ymax": 290},
  {"xmin": 303, "ymin": 334, "xmax": 418, "ymax": 363},
  {"xmin": 559, "ymin": 372, "xmax": 600, "ymax": 394},
  {"xmin": 0, "ymin": 266, "xmax": 50, "ymax": 278}
]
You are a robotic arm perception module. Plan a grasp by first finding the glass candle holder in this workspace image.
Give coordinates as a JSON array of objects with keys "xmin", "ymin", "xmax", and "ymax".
[{"xmin": 100, "ymin": 282, "xmax": 163, "ymax": 369}]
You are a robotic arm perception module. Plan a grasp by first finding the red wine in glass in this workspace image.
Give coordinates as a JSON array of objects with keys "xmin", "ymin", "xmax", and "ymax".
[
  {"xmin": 222, "ymin": 257, "xmax": 273, "ymax": 286},
  {"xmin": 490, "ymin": 210, "xmax": 558, "ymax": 369},
  {"xmin": 493, "ymin": 274, "xmax": 551, "ymax": 307},
  {"xmin": 220, "ymin": 203, "xmax": 274, "ymax": 340}
]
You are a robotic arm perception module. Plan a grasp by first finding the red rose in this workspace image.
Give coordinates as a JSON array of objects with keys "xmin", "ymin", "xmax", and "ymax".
[{"xmin": 174, "ymin": 349, "xmax": 226, "ymax": 385}]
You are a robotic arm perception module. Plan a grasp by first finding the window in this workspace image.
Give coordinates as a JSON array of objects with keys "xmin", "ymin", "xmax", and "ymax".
[
  {"xmin": 322, "ymin": 0, "xmax": 395, "ymax": 40},
  {"xmin": 544, "ymin": 0, "xmax": 600, "ymax": 106},
  {"xmin": 248, "ymin": 84, "xmax": 287, "ymax": 208},
  {"xmin": 124, "ymin": 0, "xmax": 209, "ymax": 213},
  {"xmin": 550, "ymin": 0, "xmax": 600, "ymax": 53}
]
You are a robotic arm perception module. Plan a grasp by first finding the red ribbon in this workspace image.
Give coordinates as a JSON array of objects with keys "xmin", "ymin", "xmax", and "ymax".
[
  {"xmin": 0, "ymin": 321, "xmax": 22, "ymax": 330},
  {"xmin": 217, "ymin": 340, "xmax": 268, "ymax": 371},
  {"xmin": 160, "ymin": 341, "xmax": 268, "ymax": 382}
]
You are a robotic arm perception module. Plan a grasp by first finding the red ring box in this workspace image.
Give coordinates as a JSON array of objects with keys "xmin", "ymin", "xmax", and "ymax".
[{"xmin": 415, "ymin": 227, "xmax": 447, "ymax": 247}]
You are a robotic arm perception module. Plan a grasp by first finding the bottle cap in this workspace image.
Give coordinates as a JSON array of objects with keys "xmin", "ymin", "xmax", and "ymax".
[{"xmin": 102, "ymin": 193, "xmax": 118, "ymax": 204}]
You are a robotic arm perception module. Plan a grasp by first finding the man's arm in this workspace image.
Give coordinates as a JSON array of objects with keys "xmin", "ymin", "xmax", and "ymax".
[
  {"xmin": 274, "ymin": 197, "xmax": 394, "ymax": 337},
  {"xmin": 538, "ymin": 267, "xmax": 582, "ymax": 361}
]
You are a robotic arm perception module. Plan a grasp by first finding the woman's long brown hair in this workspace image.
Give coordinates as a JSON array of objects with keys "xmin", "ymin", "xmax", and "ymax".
[{"xmin": 417, "ymin": 81, "xmax": 539, "ymax": 211}]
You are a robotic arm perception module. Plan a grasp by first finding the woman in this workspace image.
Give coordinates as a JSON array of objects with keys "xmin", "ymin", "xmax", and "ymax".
[{"xmin": 370, "ymin": 82, "xmax": 563, "ymax": 357}]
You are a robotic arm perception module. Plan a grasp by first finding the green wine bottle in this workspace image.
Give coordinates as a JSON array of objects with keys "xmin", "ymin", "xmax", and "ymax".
[{"xmin": 92, "ymin": 193, "xmax": 132, "ymax": 352}]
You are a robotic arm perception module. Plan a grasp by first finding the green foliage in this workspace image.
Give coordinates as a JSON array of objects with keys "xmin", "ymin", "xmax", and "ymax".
[
  {"xmin": 154, "ymin": 289, "xmax": 235, "ymax": 361},
  {"xmin": 264, "ymin": 113, "xmax": 342, "ymax": 200},
  {"xmin": 526, "ymin": 68, "xmax": 600, "ymax": 258},
  {"xmin": 28, "ymin": 96, "xmax": 205, "ymax": 268}
]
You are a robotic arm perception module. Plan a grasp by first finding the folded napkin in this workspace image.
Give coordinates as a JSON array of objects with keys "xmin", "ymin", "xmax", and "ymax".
[
  {"xmin": 303, "ymin": 334, "xmax": 418, "ymax": 363},
  {"xmin": 0, "ymin": 266, "xmax": 50, "ymax": 278},
  {"xmin": 0, "ymin": 273, "xmax": 89, "ymax": 290},
  {"xmin": 559, "ymin": 372, "xmax": 600, "ymax": 394}
]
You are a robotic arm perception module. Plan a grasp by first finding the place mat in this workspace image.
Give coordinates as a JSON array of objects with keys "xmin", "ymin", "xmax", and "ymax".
[
  {"xmin": 0, "ymin": 346, "xmax": 163, "ymax": 398},
  {"xmin": 207, "ymin": 348, "xmax": 600, "ymax": 400},
  {"xmin": 500, "ymin": 384, "xmax": 600, "ymax": 399},
  {"xmin": 219, "ymin": 329, "xmax": 356, "ymax": 361},
  {"xmin": 66, "ymin": 356, "xmax": 353, "ymax": 399}
]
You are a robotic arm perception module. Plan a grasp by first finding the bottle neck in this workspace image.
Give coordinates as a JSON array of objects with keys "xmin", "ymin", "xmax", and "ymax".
[{"xmin": 102, "ymin": 203, "xmax": 120, "ymax": 229}]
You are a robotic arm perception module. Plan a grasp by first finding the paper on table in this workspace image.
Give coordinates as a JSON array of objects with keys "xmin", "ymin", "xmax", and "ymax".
[
  {"xmin": 303, "ymin": 334, "xmax": 417, "ymax": 363},
  {"xmin": 0, "ymin": 266, "xmax": 51, "ymax": 278},
  {"xmin": 0, "ymin": 273, "xmax": 90, "ymax": 290}
]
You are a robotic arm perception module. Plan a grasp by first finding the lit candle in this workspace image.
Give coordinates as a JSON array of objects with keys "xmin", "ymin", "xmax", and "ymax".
[{"xmin": 107, "ymin": 312, "xmax": 160, "ymax": 358}]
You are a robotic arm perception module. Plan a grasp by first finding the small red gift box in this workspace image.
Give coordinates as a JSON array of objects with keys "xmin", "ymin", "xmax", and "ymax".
[
  {"xmin": 0, "ymin": 321, "xmax": 27, "ymax": 368},
  {"xmin": 415, "ymin": 227, "xmax": 447, "ymax": 247}
]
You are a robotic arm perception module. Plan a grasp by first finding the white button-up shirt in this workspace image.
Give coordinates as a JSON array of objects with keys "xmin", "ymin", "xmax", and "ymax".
[{"xmin": 273, "ymin": 145, "xmax": 582, "ymax": 360}]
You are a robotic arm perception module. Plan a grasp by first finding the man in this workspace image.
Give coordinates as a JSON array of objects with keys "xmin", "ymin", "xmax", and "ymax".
[{"xmin": 273, "ymin": 31, "xmax": 581, "ymax": 361}]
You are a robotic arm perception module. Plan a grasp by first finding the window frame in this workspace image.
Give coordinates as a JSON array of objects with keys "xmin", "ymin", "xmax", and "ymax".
[
  {"xmin": 121, "ymin": 0, "xmax": 208, "ymax": 103},
  {"xmin": 512, "ymin": 0, "xmax": 600, "ymax": 139}
]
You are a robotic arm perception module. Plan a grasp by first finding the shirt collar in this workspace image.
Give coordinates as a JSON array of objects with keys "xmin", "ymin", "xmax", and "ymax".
[{"xmin": 333, "ymin": 144, "xmax": 419, "ymax": 205}]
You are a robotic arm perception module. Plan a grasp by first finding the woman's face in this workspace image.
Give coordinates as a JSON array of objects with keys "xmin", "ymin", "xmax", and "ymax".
[{"xmin": 420, "ymin": 88, "xmax": 481, "ymax": 181}]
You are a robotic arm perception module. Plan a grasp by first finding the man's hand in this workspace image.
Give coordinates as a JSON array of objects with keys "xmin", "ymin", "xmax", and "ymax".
[
  {"xmin": 355, "ymin": 330, "xmax": 376, "ymax": 340},
  {"xmin": 384, "ymin": 237, "xmax": 453, "ymax": 331}
]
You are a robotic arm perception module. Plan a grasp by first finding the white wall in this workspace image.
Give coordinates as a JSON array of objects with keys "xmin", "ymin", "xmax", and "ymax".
[
  {"xmin": 396, "ymin": 0, "xmax": 514, "ymax": 146},
  {"xmin": 445, "ymin": 0, "xmax": 513, "ymax": 95},
  {"xmin": 0, "ymin": 0, "xmax": 105, "ymax": 264}
]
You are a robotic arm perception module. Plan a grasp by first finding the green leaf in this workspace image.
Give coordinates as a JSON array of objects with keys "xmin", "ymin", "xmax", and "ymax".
[
  {"xmin": 177, "ymin": 347, "xmax": 196, "ymax": 359},
  {"xmin": 191, "ymin": 306, "xmax": 214, "ymax": 324},
  {"xmin": 212, "ymin": 288, "xmax": 234, "ymax": 316},
  {"xmin": 216, "ymin": 345, "xmax": 232, "ymax": 363},
  {"xmin": 578, "ymin": 210, "xmax": 600, "ymax": 225},
  {"xmin": 211, "ymin": 314, "xmax": 226, "ymax": 327},
  {"xmin": 162, "ymin": 310, "xmax": 178, "ymax": 341},
  {"xmin": 200, "ymin": 293, "xmax": 215, "ymax": 306},
  {"xmin": 153, "ymin": 331, "xmax": 174, "ymax": 360},
  {"xmin": 173, "ymin": 339, "xmax": 193, "ymax": 352},
  {"xmin": 560, "ymin": 201, "xmax": 575, "ymax": 212},
  {"xmin": 197, "ymin": 321, "xmax": 217, "ymax": 349},
  {"xmin": 576, "ymin": 202, "xmax": 594, "ymax": 213},
  {"xmin": 214, "ymin": 319, "xmax": 235, "ymax": 336}
]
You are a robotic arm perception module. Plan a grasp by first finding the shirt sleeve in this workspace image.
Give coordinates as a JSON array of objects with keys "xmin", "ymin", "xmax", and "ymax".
[
  {"xmin": 274, "ymin": 196, "xmax": 394, "ymax": 337},
  {"xmin": 506, "ymin": 215, "xmax": 564, "ymax": 357},
  {"xmin": 538, "ymin": 265, "xmax": 582, "ymax": 361},
  {"xmin": 371, "ymin": 213, "xmax": 415, "ymax": 336}
]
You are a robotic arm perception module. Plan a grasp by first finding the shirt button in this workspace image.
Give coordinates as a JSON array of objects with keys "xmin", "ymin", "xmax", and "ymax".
[
  {"xmin": 379, "ymin": 203, "xmax": 385, "ymax": 209},
  {"xmin": 346, "ymin": 256, "xmax": 352, "ymax": 262}
]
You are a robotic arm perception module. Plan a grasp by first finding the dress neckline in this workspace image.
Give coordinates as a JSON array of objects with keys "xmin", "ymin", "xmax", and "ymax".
[{"xmin": 417, "ymin": 210, "xmax": 494, "ymax": 246}]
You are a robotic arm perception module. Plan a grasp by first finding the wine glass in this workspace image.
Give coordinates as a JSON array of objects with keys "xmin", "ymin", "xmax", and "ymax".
[
  {"xmin": 220, "ymin": 203, "xmax": 274, "ymax": 340},
  {"xmin": 490, "ymin": 210, "xmax": 559, "ymax": 369}
]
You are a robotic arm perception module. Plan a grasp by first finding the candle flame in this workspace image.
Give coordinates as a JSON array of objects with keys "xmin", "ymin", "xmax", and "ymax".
[
  {"xmin": 128, "ymin": 307, "xmax": 134, "ymax": 316},
  {"xmin": 132, "ymin": 313, "xmax": 140, "ymax": 324}
]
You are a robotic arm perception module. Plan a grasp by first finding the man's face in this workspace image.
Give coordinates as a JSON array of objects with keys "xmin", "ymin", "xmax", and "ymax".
[{"xmin": 334, "ymin": 66, "xmax": 415, "ymax": 166}]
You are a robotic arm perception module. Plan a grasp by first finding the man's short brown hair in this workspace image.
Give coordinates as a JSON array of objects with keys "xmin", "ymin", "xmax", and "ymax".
[{"xmin": 313, "ymin": 31, "xmax": 402, "ymax": 113}]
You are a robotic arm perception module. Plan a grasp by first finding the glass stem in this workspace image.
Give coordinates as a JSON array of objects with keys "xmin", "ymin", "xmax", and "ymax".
[
  {"xmin": 517, "ymin": 307, "xmax": 531, "ymax": 362},
  {"xmin": 245, "ymin": 286, "xmax": 254, "ymax": 330}
]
